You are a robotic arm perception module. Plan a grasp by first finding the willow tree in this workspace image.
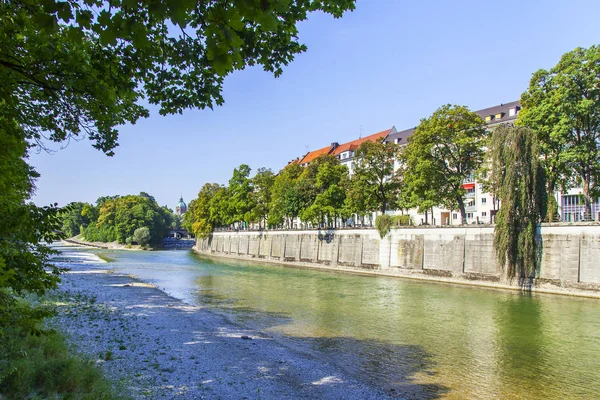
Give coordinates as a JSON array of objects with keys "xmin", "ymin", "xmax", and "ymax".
[{"xmin": 489, "ymin": 125, "xmax": 547, "ymax": 284}]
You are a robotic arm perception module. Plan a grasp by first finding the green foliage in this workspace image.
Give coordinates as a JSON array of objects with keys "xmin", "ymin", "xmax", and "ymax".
[
  {"xmin": 0, "ymin": 122, "xmax": 63, "ymax": 335},
  {"xmin": 269, "ymin": 163, "xmax": 304, "ymax": 227},
  {"xmin": 227, "ymin": 164, "xmax": 255, "ymax": 225},
  {"xmin": 186, "ymin": 183, "xmax": 225, "ymax": 238},
  {"xmin": 402, "ymin": 104, "xmax": 487, "ymax": 224},
  {"xmin": 2, "ymin": 0, "xmax": 355, "ymax": 155},
  {"xmin": 375, "ymin": 214, "xmax": 393, "ymax": 239},
  {"xmin": 546, "ymin": 195, "xmax": 559, "ymax": 223},
  {"xmin": 125, "ymin": 236, "xmax": 133, "ymax": 245},
  {"xmin": 298, "ymin": 155, "xmax": 349, "ymax": 227},
  {"xmin": 489, "ymin": 126, "xmax": 547, "ymax": 283},
  {"xmin": 348, "ymin": 139, "xmax": 403, "ymax": 214},
  {"xmin": 395, "ymin": 215, "xmax": 412, "ymax": 226},
  {"xmin": 82, "ymin": 193, "xmax": 171, "ymax": 244},
  {"xmin": 60, "ymin": 202, "xmax": 93, "ymax": 237},
  {"xmin": 133, "ymin": 227, "xmax": 151, "ymax": 246},
  {"xmin": 519, "ymin": 45, "xmax": 600, "ymax": 218},
  {"xmin": 251, "ymin": 168, "xmax": 275, "ymax": 229},
  {"xmin": 0, "ymin": 318, "xmax": 128, "ymax": 399}
]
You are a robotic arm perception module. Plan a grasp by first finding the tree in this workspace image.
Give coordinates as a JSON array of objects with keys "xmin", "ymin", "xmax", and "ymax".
[
  {"xmin": 2, "ymin": 0, "xmax": 355, "ymax": 155},
  {"xmin": 269, "ymin": 162, "xmax": 304, "ymax": 227},
  {"xmin": 82, "ymin": 193, "xmax": 170, "ymax": 244},
  {"xmin": 0, "ymin": 123, "xmax": 63, "ymax": 333},
  {"xmin": 402, "ymin": 105, "xmax": 487, "ymax": 224},
  {"xmin": 60, "ymin": 202, "xmax": 92, "ymax": 237},
  {"xmin": 349, "ymin": 139, "xmax": 402, "ymax": 214},
  {"xmin": 0, "ymin": 0, "xmax": 356, "ymax": 334},
  {"xmin": 251, "ymin": 168, "xmax": 275, "ymax": 229},
  {"xmin": 187, "ymin": 183, "xmax": 222, "ymax": 238},
  {"xmin": 133, "ymin": 227, "xmax": 151, "ymax": 246},
  {"xmin": 227, "ymin": 164, "xmax": 254, "ymax": 227},
  {"xmin": 519, "ymin": 45, "xmax": 600, "ymax": 219},
  {"xmin": 488, "ymin": 125, "xmax": 547, "ymax": 284},
  {"xmin": 299, "ymin": 155, "xmax": 349, "ymax": 227}
]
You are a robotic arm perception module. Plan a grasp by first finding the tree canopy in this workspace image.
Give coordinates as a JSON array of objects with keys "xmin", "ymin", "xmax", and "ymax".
[
  {"xmin": 348, "ymin": 139, "xmax": 403, "ymax": 214},
  {"xmin": 1, "ymin": 0, "xmax": 355, "ymax": 154},
  {"xmin": 69, "ymin": 193, "xmax": 173, "ymax": 244},
  {"xmin": 402, "ymin": 104, "xmax": 487, "ymax": 224},
  {"xmin": 269, "ymin": 162, "xmax": 304, "ymax": 227},
  {"xmin": 519, "ymin": 45, "xmax": 600, "ymax": 218}
]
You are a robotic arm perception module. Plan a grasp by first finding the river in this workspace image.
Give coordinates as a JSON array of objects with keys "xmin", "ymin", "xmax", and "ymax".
[{"xmin": 55, "ymin": 245, "xmax": 600, "ymax": 399}]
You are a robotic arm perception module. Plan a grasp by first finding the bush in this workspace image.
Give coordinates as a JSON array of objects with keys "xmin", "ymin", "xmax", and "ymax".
[
  {"xmin": 375, "ymin": 215, "xmax": 393, "ymax": 239},
  {"xmin": 395, "ymin": 215, "xmax": 412, "ymax": 226},
  {"xmin": 125, "ymin": 236, "xmax": 133, "ymax": 245},
  {"xmin": 0, "ymin": 300, "xmax": 127, "ymax": 399},
  {"xmin": 133, "ymin": 227, "xmax": 151, "ymax": 246}
]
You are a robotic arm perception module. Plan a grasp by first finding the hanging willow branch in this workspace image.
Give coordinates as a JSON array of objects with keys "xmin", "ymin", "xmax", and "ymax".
[{"xmin": 488, "ymin": 125, "xmax": 547, "ymax": 287}]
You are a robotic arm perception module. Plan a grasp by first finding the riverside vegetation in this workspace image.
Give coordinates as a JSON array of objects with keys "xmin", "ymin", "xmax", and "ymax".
[
  {"xmin": 0, "ymin": 0, "xmax": 599, "ymax": 395},
  {"xmin": 0, "ymin": 0, "xmax": 356, "ymax": 396},
  {"xmin": 60, "ymin": 192, "xmax": 175, "ymax": 248}
]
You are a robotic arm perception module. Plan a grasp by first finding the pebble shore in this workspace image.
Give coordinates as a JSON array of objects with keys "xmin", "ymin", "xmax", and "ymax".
[{"xmin": 51, "ymin": 261, "xmax": 394, "ymax": 399}]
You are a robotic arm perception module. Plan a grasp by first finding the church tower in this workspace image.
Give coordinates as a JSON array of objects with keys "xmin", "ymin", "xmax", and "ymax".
[{"xmin": 175, "ymin": 196, "xmax": 187, "ymax": 216}]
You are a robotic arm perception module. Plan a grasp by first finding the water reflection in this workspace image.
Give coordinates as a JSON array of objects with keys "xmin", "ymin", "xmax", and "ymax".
[{"xmin": 62, "ymin": 248, "xmax": 600, "ymax": 399}]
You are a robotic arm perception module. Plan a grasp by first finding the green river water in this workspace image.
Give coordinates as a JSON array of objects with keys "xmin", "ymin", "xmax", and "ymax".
[{"xmin": 58, "ymin": 247, "xmax": 600, "ymax": 399}]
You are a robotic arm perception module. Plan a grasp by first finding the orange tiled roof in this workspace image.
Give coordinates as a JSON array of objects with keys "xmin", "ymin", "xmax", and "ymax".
[
  {"xmin": 299, "ymin": 145, "xmax": 335, "ymax": 165},
  {"xmin": 332, "ymin": 128, "xmax": 391, "ymax": 156}
]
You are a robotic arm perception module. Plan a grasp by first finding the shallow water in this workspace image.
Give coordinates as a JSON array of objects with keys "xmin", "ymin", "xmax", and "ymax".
[{"xmin": 54, "ymin": 245, "xmax": 600, "ymax": 399}]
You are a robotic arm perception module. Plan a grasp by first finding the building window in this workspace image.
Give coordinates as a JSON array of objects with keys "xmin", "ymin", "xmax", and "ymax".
[
  {"xmin": 481, "ymin": 198, "xmax": 487, "ymax": 204},
  {"xmin": 482, "ymin": 212, "xmax": 487, "ymax": 217},
  {"xmin": 509, "ymin": 106, "xmax": 520, "ymax": 117},
  {"xmin": 467, "ymin": 213, "xmax": 474, "ymax": 219},
  {"xmin": 453, "ymin": 213, "xmax": 457, "ymax": 219},
  {"xmin": 495, "ymin": 112, "xmax": 504, "ymax": 120},
  {"xmin": 485, "ymin": 115, "xmax": 493, "ymax": 122}
]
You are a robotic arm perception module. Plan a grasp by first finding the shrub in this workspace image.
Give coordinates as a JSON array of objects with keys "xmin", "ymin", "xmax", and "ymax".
[
  {"xmin": 0, "ymin": 305, "xmax": 127, "ymax": 399},
  {"xmin": 125, "ymin": 236, "xmax": 133, "ymax": 245},
  {"xmin": 375, "ymin": 215, "xmax": 393, "ymax": 239},
  {"xmin": 395, "ymin": 215, "xmax": 412, "ymax": 226},
  {"xmin": 133, "ymin": 227, "xmax": 151, "ymax": 246}
]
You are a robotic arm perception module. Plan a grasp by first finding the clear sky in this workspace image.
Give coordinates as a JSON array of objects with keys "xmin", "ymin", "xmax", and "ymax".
[{"xmin": 30, "ymin": 0, "xmax": 600, "ymax": 210}]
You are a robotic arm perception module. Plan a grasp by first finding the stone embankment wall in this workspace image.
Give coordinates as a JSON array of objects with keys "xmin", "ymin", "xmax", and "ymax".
[{"xmin": 194, "ymin": 224, "xmax": 600, "ymax": 294}]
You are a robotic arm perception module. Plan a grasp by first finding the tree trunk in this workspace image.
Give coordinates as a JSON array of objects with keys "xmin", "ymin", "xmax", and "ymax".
[
  {"xmin": 457, "ymin": 196, "xmax": 467, "ymax": 225},
  {"xmin": 582, "ymin": 176, "xmax": 592, "ymax": 220}
]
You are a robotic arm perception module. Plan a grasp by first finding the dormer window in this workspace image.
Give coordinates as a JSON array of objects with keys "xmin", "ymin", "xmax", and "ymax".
[
  {"xmin": 495, "ymin": 112, "xmax": 504, "ymax": 120},
  {"xmin": 509, "ymin": 106, "xmax": 520, "ymax": 117},
  {"xmin": 395, "ymin": 138, "xmax": 401, "ymax": 144},
  {"xmin": 485, "ymin": 115, "xmax": 493, "ymax": 122}
]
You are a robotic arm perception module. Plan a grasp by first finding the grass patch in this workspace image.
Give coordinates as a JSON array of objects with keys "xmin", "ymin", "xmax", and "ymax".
[
  {"xmin": 97, "ymin": 253, "xmax": 115, "ymax": 263},
  {"xmin": 0, "ymin": 327, "xmax": 129, "ymax": 399}
]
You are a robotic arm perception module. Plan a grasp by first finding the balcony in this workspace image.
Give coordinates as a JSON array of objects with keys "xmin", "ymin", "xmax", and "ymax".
[
  {"xmin": 465, "ymin": 205, "xmax": 477, "ymax": 213},
  {"xmin": 464, "ymin": 191, "xmax": 476, "ymax": 198}
]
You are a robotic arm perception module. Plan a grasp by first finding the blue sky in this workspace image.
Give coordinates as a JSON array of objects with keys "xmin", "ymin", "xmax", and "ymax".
[{"xmin": 30, "ymin": 0, "xmax": 600, "ymax": 210}]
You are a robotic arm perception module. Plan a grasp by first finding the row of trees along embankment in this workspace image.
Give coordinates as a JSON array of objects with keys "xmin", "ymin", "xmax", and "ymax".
[{"xmin": 184, "ymin": 45, "xmax": 600, "ymax": 284}]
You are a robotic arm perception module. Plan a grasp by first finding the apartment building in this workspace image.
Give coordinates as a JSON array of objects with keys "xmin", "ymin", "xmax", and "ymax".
[{"xmin": 293, "ymin": 100, "xmax": 598, "ymax": 225}]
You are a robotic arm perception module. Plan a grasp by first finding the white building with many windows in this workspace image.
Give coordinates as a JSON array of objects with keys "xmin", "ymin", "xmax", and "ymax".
[{"xmin": 292, "ymin": 100, "xmax": 599, "ymax": 226}]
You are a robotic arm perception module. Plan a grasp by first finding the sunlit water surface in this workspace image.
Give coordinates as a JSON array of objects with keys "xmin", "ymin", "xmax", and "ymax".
[{"xmin": 53, "ymin": 245, "xmax": 600, "ymax": 399}]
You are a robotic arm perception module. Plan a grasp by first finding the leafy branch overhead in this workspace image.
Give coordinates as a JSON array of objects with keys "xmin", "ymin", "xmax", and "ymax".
[{"xmin": 1, "ymin": 0, "xmax": 355, "ymax": 154}]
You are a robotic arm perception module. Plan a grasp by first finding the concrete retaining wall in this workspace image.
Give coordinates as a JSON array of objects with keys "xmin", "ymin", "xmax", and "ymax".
[{"xmin": 195, "ymin": 224, "xmax": 600, "ymax": 292}]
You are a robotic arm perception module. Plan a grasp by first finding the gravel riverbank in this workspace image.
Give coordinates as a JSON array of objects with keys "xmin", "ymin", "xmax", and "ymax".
[{"xmin": 50, "ymin": 260, "xmax": 395, "ymax": 399}]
